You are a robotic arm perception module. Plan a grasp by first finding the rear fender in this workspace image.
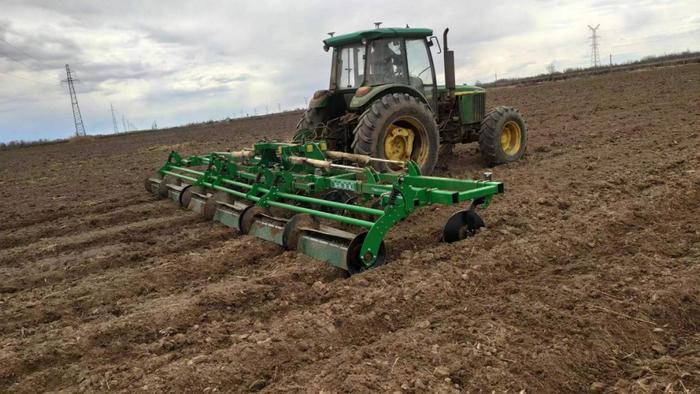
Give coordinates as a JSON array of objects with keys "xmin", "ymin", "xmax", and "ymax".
[{"xmin": 349, "ymin": 84, "xmax": 430, "ymax": 112}]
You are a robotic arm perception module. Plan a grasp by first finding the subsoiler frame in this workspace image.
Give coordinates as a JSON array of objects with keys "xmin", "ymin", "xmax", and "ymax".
[{"xmin": 152, "ymin": 142, "xmax": 503, "ymax": 272}]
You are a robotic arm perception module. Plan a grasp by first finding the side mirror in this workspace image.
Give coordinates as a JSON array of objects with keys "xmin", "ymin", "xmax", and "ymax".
[{"xmin": 429, "ymin": 36, "xmax": 442, "ymax": 54}]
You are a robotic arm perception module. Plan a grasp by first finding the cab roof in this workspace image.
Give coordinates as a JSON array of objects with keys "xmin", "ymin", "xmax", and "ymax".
[{"xmin": 323, "ymin": 27, "xmax": 433, "ymax": 47}]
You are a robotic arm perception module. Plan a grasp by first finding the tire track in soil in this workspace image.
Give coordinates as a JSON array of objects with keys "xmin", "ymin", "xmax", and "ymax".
[
  {"xmin": 0, "ymin": 223, "xmax": 240, "ymax": 334},
  {"xmin": 0, "ymin": 199, "xmax": 174, "ymax": 249},
  {"xmin": 0, "ymin": 212, "xmax": 202, "ymax": 267},
  {"xmin": 0, "ymin": 219, "xmax": 230, "ymax": 295},
  {"xmin": 0, "ymin": 192, "xmax": 155, "ymax": 231}
]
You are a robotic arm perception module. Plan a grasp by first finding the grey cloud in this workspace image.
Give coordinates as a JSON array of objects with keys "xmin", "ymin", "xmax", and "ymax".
[
  {"xmin": 209, "ymin": 74, "xmax": 250, "ymax": 84},
  {"xmin": 0, "ymin": 19, "xmax": 82, "ymax": 75}
]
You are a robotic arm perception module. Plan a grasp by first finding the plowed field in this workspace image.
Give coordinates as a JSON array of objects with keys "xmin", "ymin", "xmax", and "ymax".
[{"xmin": 1, "ymin": 63, "xmax": 699, "ymax": 393}]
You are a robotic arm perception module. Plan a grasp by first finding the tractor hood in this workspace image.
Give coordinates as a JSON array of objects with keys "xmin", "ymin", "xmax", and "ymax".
[{"xmin": 437, "ymin": 84, "xmax": 486, "ymax": 95}]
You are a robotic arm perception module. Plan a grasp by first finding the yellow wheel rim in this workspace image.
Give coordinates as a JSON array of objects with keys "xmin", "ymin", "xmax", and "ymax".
[
  {"xmin": 384, "ymin": 125, "xmax": 415, "ymax": 161},
  {"xmin": 500, "ymin": 120, "xmax": 522, "ymax": 156},
  {"xmin": 381, "ymin": 116, "xmax": 429, "ymax": 171}
]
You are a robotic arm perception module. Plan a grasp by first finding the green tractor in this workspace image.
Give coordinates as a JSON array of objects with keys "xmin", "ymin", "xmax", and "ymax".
[{"xmin": 293, "ymin": 27, "xmax": 527, "ymax": 175}]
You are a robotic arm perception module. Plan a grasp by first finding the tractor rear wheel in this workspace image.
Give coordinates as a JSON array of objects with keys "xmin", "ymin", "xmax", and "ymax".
[
  {"xmin": 478, "ymin": 106, "xmax": 527, "ymax": 166},
  {"xmin": 352, "ymin": 93, "xmax": 439, "ymax": 175}
]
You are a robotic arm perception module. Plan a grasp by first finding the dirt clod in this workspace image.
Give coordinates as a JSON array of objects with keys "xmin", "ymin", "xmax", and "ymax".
[{"xmin": 434, "ymin": 366, "xmax": 450, "ymax": 377}]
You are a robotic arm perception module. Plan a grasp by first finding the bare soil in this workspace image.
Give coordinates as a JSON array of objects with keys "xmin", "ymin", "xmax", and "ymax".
[{"xmin": 1, "ymin": 63, "xmax": 699, "ymax": 393}]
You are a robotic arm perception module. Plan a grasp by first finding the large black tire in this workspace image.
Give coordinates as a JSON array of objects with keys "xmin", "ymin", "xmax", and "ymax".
[
  {"xmin": 352, "ymin": 93, "xmax": 439, "ymax": 174},
  {"xmin": 478, "ymin": 106, "xmax": 527, "ymax": 166},
  {"xmin": 292, "ymin": 108, "xmax": 323, "ymax": 143}
]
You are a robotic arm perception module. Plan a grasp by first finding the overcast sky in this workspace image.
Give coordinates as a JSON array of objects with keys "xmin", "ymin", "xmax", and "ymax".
[{"xmin": 0, "ymin": 0, "xmax": 698, "ymax": 143}]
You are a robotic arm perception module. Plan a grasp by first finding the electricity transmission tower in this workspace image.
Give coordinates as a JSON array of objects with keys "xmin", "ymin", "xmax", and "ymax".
[
  {"xmin": 110, "ymin": 104, "xmax": 119, "ymax": 133},
  {"xmin": 63, "ymin": 64, "xmax": 86, "ymax": 136},
  {"xmin": 588, "ymin": 24, "xmax": 601, "ymax": 68}
]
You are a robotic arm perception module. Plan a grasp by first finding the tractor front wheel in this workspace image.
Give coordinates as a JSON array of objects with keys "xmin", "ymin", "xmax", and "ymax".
[
  {"xmin": 352, "ymin": 93, "xmax": 439, "ymax": 175},
  {"xmin": 478, "ymin": 106, "xmax": 527, "ymax": 166},
  {"xmin": 292, "ymin": 108, "xmax": 323, "ymax": 143}
]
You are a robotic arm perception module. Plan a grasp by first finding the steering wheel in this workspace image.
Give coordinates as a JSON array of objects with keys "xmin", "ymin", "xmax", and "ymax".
[{"xmin": 417, "ymin": 65, "xmax": 431, "ymax": 78}]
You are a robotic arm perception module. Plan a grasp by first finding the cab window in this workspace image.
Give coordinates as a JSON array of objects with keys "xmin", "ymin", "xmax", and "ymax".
[
  {"xmin": 405, "ymin": 38, "xmax": 435, "ymax": 101},
  {"xmin": 335, "ymin": 44, "xmax": 365, "ymax": 89},
  {"xmin": 365, "ymin": 38, "xmax": 407, "ymax": 85}
]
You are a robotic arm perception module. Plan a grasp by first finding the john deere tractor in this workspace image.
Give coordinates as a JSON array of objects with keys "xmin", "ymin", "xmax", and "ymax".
[{"xmin": 293, "ymin": 27, "xmax": 527, "ymax": 174}]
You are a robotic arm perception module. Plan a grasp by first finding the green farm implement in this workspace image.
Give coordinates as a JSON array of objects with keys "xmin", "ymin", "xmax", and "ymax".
[{"xmin": 145, "ymin": 141, "xmax": 503, "ymax": 274}]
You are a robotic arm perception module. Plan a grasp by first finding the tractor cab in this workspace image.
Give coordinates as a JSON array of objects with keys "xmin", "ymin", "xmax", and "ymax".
[{"xmin": 324, "ymin": 28, "xmax": 437, "ymax": 111}]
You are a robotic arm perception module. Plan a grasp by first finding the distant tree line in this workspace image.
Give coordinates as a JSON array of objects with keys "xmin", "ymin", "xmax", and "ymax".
[
  {"xmin": 0, "ymin": 138, "xmax": 67, "ymax": 151},
  {"xmin": 478, "ymin": 50, "xmax": 700, "ymax": 88}
]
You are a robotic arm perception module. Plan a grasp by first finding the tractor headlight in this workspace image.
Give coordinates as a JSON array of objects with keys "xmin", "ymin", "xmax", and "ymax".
[{"xmin": 355, "ymin": 86, "xmax": 371, "ymax": 97}]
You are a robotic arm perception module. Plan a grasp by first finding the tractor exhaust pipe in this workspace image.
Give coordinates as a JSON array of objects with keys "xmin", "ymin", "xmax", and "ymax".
[{"xmin": 443, "ymin": 28, "xmax": 456, "ymax": 96}]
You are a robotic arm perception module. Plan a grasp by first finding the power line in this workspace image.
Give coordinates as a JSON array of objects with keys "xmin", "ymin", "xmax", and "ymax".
[
  {"xmin": 0, "ymin": 40, "xmax": 62, "ymax": 89},
  {"xmin": 588, "ymin": 24, "xmax": 601, "ymax": 68},
  {"xmin": 62, "ymin": 64, "xmax": 86, "ymax": 137},
  {"xmin": 0, "ymin": 69, "xmax": 59, "ymax": 87},
  {"xmin": 0, "ymin": 49, "xmax": 34, "ymax": 69},
  {"xmin": 0, "ymin": 37, "xmax": 44, "ymax": 64},
  {"xmin": 0, "ymin": 38, "xmax": 61, "ymax": 87}
]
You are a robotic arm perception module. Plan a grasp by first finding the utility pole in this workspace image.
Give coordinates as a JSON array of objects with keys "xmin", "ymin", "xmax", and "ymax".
[
  {"xmin": 265, "ymin": 104, "xmax": 269, "ymax": 114},
  {"xmin": 110, "ymin": 104, "xmax": 119, "ymax": 133},
  {"xmin": 122, "ymin": 114, "xmax": 127, "ymax": 132},
  {"xmin": 63, "ymin": 64, "xmax": 86, "ymax": 136},
  {"xmin": 588, "ymin": 24, "xmax": 601, "ymax": 68},
  {"xmin": 278, "ymin": 103, "xmax": 281, "ymax": 113}
]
